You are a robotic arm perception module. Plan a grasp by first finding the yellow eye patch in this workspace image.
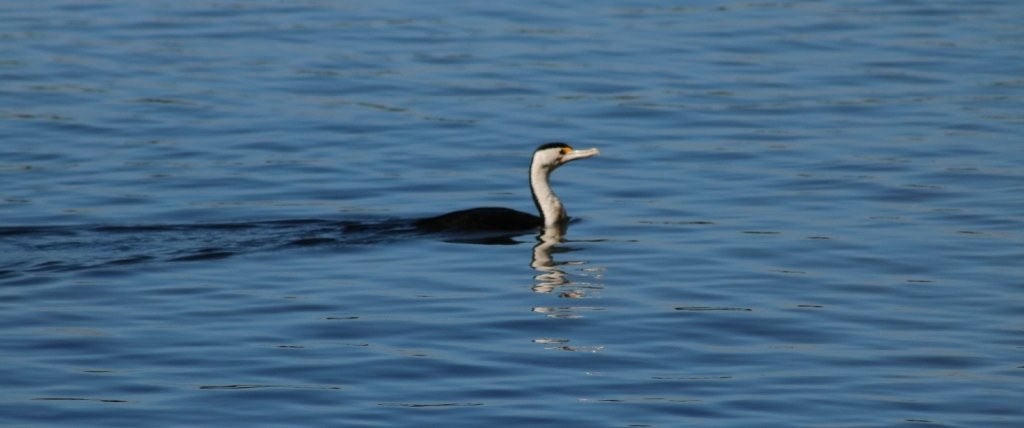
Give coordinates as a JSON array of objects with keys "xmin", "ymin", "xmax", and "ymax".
[{"xmin": 560, "ymin": 146, "xmax": 573, "ymax": 154}]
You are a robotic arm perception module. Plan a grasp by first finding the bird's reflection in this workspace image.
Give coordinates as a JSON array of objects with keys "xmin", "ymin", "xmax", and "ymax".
[
  {"xmin": 529, "ymin": 224, "xmax": 600, "ymax": 298},
  {"xmin": 529, "ymin": 225, "xmax": 605, "ymax": 352},
  {"xmin": 530, "ymin": 225, "xmax": 569, "ymax": 293}
]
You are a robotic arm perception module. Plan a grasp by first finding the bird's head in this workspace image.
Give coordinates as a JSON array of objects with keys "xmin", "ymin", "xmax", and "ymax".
[{"xmin": 532, "ymin": 142, "xmax": 600, "ymax": 171}]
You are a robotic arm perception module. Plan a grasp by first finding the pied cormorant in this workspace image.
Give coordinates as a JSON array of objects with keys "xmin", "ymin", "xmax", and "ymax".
[{"xmin": 414, "ymin": 142, "xmax": 600, "ymax": 232}]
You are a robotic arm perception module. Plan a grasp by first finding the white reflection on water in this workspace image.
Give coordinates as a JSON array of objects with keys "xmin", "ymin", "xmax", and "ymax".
[
  {"xmin": 530, "ymin": 225, "xmax": 608, "ymax": 352},
  {"xmin": 531, "ymin": 226, "xmax": 569, "ymax": 294}
]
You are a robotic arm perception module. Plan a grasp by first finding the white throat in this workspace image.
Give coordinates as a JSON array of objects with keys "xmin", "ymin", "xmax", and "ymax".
[{"xmin": 530, "ymin": 161, "xmax": 566, "ymax": 227}]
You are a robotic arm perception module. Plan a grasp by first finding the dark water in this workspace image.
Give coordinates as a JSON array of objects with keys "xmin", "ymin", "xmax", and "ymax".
[{"xmin": 2, "ymin": 1, "xmax": 1023, "ymax": 426}]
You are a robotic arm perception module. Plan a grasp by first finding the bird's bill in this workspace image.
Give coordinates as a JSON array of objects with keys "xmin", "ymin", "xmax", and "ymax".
[{"xmin": 562, "ymin": 147, "xmax": 600, "ymax": 163}]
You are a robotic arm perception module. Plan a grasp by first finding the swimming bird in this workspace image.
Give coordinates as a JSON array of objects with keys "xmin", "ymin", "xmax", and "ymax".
[{"xmin": 414, "ymin": 142, "xmax": 600, "ymax": 232}]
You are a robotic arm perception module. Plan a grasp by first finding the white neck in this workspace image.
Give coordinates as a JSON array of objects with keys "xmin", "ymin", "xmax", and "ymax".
[{"xmin": 530, "ymin": 161, "xmax": 565, "ymax": 227}]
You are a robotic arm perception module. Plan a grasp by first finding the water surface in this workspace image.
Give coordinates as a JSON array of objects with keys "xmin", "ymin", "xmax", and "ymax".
[{"xmin": 2, "ymin": 1, "xmax": 1022, "ymax": 426}]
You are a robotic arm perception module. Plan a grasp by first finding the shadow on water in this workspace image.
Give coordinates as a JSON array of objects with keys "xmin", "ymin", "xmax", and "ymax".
[
  {"xmin": 0, "ymin": 218, "xmax": 586, "ymax": 280},
  {"xmin": 0, "ymin": 219, "xmax": 401, "ymax": 279}
]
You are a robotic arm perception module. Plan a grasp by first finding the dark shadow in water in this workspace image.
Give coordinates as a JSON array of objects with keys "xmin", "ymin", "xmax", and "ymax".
[{"xmin": 0, "ymin": 217, "xmax": 549, "ymax": 280}]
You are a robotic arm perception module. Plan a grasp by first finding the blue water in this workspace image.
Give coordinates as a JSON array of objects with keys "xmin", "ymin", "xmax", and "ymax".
[{"xmin": 2, "ymin": 1, "xmax": 1023, "ymax": 426}]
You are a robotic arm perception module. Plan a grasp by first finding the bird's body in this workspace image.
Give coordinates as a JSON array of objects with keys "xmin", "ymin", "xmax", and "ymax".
[
  {"xmin": 414, "ymin": 207, "xmax": 540, "ymax": 232},
  {"xmin": 414, "ymin": 142, "xmax": 599, "ymax": 233}
]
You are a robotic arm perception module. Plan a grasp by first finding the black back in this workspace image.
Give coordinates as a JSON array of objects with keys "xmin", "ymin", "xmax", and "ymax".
[{"xmin": 413, "ymin": 207, "xmax": 541, "ymax": 232}]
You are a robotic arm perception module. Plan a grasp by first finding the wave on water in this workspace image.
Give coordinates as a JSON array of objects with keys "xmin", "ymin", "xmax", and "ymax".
[
  {"xmin": 0, "ymin": 219, "xmax": 436, "ymax": 279},
  {"xmin": 0, "ymin": 218, "xmax": 544, "ymax": 280}
]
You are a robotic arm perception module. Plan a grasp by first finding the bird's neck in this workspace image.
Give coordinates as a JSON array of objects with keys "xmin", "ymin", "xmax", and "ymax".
[{"xmin": 530, "ymin": 163, "xmax": 565, "ymax": 227}]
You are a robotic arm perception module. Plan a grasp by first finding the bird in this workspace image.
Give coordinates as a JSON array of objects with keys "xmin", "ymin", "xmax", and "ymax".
[{"xmin": 414, "ymin": 142, "xmax": 600, "ymax": 232}]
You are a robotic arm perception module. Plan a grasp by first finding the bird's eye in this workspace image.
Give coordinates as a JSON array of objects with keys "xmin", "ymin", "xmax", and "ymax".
[{"xmin": 560, "ymin": 147, "xmax": 573, "ymax": 154}]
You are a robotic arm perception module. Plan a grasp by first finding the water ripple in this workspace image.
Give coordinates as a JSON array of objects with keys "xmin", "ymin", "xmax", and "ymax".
[{"xmin": 2, "ymin": 0, "xmax": 1022, "ymax": 426}]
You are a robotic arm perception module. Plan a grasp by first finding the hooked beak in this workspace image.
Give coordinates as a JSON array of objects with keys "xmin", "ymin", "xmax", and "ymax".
[{"xmin": 561, "ymin": 147, "xmax": 600, "ymax": 163}]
